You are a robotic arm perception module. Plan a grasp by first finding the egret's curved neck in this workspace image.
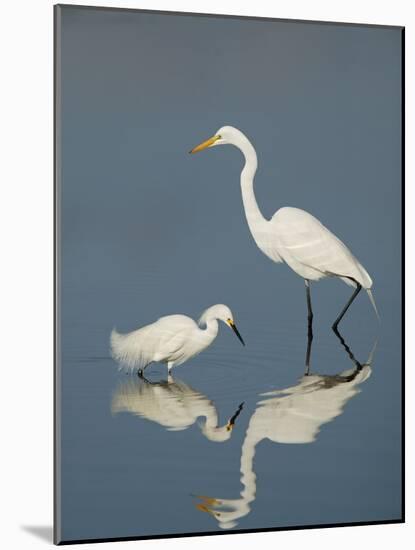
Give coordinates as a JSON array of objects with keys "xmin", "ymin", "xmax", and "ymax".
[
  {"xmin": 210, "ymin": 424, "xmax": 259, "ymax": 526},
  {"xmin": 195, "ymin": 395, "xmax": 229, "ymax": 441},
  {"xmin": 237, "ymin": 137, "xmax": 269, "ymax": 241},
  {"xmin": 239, "ymin": 425, "xmax": 259, "ymax": 503},
  {"xmin": 203, "ymin": 407, "xmax": 220, "ymax": 430},
  {"xmin": 198, "ymin": 313, "xmax": 219, "ymax": 346}
]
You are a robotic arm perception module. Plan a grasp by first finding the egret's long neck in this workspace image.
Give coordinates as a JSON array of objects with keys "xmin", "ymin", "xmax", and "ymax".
[
  {"xmin": 197, "ymin": 313, "xmax": 219, "ymax": 346},
  {"xmin": 203, "ymin": 407, "xmax": 219, "ymax": 430},
  {"xmin": 238, "ymin": 138, "xmax": 269, "ymax": 244},
  {"xmin": 239, "ymin": 424, "xmax": 259, "ymax": 503},
  {"xmin": 208, "ymin": 424, "xmax": 258, "ymax": 527}
]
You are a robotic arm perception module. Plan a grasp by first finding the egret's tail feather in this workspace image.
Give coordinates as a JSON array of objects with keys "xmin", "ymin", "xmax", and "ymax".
[
  {"xmin": 110, "ymin": 328, "xmax": 128, "ymax": 366},
  {"xmin": 366, "ymin": 339, "xmax": 378, "ymax": 366},
  {"xmin": 110, "ymin": 327, "xmax": 149, "ymax": 371},
  {"xmin": 366, "ymin": 290, "xmax": 380, "ymax": 322}
]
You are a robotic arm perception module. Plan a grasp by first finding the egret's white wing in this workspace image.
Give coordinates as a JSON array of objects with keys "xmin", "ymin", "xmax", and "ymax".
[
  {"xmin": 112, "ymin": 379, "xmax": 201, "ymax": 430},
  {"xmin": 254, "ymin": 365, "xmax": 371, "ymax": 444},
  {"xmin": 272, "ymin": 207, "xmax": 372, "ymax": 288},
  {"xmin": 110, "ymin": 315, "xmax": 200, "ymax": 371},
  {"xmin": 151, "ymin": 315, "xmax": 197, "ymax": 365}
]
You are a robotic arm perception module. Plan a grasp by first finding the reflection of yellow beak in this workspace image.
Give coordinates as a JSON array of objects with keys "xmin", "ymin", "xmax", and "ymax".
[
  {"xmin": 194, "ymin": 495, "xmax": 222, "ymax": 517},
  {"xmin": 196, "ymin": 495, "xmax": 221, "ymax": 506},
  {"xmin": 189, "ymin": 135, "xmax": 220, "ymax": 154},
  {"xmin": 195, "ymin": 504, "xmax": 218, "ymax": 517}
]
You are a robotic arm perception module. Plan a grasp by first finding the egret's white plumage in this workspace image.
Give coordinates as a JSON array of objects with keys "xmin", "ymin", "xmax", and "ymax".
[
  {"xmin": 195, "ymin": 339, "xmax": 375, "ymax": 529},
  {"xmin": 190, "ymin": 126, "xmax": 378, "ymax": 324},
  {"xmin": 110, "ymin": 304, "xmax": 245, "ymax": 374},
  {"xmin": 112, "ymin": 376, "xmax": 242, "ymax": 442},
  {"xmin": 271, "ymin": 207, "xmax": 372, "ymax": 288}
]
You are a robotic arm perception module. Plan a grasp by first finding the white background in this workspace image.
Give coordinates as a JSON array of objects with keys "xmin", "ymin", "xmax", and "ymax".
[{"xmin": 0, "ymin": 0, "xmax": 412, "ymax": 548}]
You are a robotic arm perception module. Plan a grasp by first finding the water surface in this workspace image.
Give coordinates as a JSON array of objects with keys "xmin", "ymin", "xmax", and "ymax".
[{"xmin": 57, "ymin": 6, "xmax": 402, "ymax": 542}]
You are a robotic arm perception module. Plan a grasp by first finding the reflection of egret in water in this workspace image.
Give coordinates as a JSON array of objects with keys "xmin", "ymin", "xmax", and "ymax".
[
  {"xmin": 194, "ymin": 331, "xmax": 376, "ymax": 529},
  {"xmin": 112, "ymin": 375, "xmax": 244, "ymax": 443}
]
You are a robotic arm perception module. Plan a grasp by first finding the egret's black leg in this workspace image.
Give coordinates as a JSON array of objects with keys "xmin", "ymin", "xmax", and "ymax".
[
  {"xmin": 137, "ymin": 371, "xmax": 158, "ymax": 386},
  {"xmin": 332, "ymin": 325, "xmax": 363, "ymax": 373},
  {"xmin": 305, "ymin": 280, "xmax": 313, "ymax": 375},
  {"xmin": 305, "ymin": 279, "xmax": 313, "ymax": 325},
  {"xmin": 332, "ymin": 283, "xmax": 362, "ymax": 331}
]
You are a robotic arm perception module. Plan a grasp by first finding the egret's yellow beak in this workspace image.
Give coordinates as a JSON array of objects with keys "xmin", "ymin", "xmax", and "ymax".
[
  {"xmin": 195, "ymin": 496, "xmax": 221, "ymax": 506},
  {"xmin": 227, "ymin": 319, "xmax": 245, "ymax": 346},
  {"xmin": 195, "ymin": 503, "xmax": 217, "ymax": 517},
  {"xmin": 189, "ymin": 134, "xmax": 220, "ymax": 154}
]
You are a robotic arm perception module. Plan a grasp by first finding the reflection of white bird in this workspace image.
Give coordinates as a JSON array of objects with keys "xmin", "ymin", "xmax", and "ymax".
[
  {"xmin": 112, "ymin": 376, "xmax": 243, "ymax": 442},
  {"xmin": 190, "ymin": 126, "xmax": 378, "ymax": 329},
  {"xmin": 195, "ymin": 340, "xmax": 375, "ymax": 529},
  {"xmin": 110, "ymin": 304, "xmax": 245, "ymax": 375}
]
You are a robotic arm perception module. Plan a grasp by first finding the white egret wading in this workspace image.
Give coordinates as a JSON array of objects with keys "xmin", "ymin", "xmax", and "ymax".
[
  {"xmin": 110, "ymin": 304, "xmax": 245, "ymax": 375},
  {"xmin": 190, "ymin": 126, "xmax": 378, "ymax": 343}
]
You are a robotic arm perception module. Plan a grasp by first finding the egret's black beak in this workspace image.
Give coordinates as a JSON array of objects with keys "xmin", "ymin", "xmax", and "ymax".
[
  {"xmin": 226, "ymin": 402, "xmax": 244, "ymax": 431},
  {"xmin": 227, "ymin": 319, "xmax": 245, "ymax": 346}
]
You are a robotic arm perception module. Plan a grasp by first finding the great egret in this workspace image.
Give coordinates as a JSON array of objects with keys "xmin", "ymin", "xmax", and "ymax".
[
  {"xmin": 112, "ymin": 375, "xmax": 244, "ymax": 442},
  {"xmin": 194, "ymin": 332, "xmax": 375, "ymax": 530},
  {"xmin": 190, "ymin": 126, "xmax": 378, "ymax": 334},
  {"xmin": 110, "ymin": 304, "xmax": 245, "ymax": 375}
]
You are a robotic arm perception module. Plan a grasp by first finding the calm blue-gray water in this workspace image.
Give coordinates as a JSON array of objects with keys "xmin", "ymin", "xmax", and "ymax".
[{"xmin": 57, "ymin": 6, "xmax": 402, "ymax": 542}]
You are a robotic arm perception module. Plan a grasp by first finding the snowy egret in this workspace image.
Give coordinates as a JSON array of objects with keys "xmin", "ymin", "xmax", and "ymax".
[
  {"xmin": 112, "ymin": 375, "xmax": 244, "ymax": 442},
  {"xmin": 110, "ymin": 304, "xmax": 245, "ymax": 375},
  {"xmin": 190, "ymin": 126, "xmax": 378, "ymax": 333},
  {"xmin": 194, "ymin": 332, "xmax": 375, "ymax": 529}
]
